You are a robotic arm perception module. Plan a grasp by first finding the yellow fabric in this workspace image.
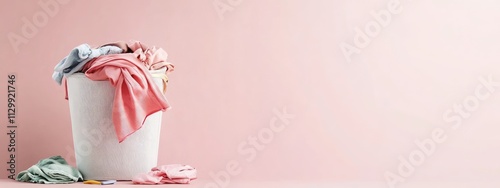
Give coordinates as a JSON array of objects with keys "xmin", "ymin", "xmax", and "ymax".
[{"xmin": 83, "ymin": 180, "xmax": 101, "ymax": 185}]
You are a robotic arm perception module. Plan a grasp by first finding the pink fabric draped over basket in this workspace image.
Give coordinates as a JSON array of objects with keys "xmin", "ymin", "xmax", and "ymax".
[{"xmin": 80, "ymin": 41, "xmax": 174, "ymax": 142}]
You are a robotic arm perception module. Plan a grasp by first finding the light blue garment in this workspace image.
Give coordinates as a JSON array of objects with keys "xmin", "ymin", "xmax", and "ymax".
[
  {"xmin": 52, "ymin": 44, "xmax": 123, "ymax": 85},
  {"xmin": 16, "ymin": 156, "xmax": 83, "ymax": 184}
]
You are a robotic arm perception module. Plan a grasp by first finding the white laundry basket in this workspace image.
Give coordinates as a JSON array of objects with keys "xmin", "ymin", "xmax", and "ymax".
[{"xmin": 66, "ymin": 69, "xmax": 165, "ymax": 180}]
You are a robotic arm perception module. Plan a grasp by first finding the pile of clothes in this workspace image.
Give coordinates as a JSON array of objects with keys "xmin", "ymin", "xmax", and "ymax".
[
  {"xmin": 53, "ymin": 41, "xmax": 174, "ymax": 142},
  {"xmin": 16, "ymin": 156, "xmax": 197, "ymax": 185},
  {"xmin": 16, "ymin": 156, "xmax": 83, "ymax": 184}
]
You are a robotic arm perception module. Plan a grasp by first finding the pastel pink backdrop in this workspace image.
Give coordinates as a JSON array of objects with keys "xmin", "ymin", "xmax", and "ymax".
[{"xmin": 1, "ymin": 0, "xmax": 500, "ymax": 184}]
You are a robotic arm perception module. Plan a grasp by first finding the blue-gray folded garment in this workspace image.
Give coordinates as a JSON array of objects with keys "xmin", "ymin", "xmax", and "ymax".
[
  {"xmin": 52, "ymin": 44, "xmax": 123, "ymax": 85},
  {"xmin": 16, "ymin": 156, "xmax": 83, "ymax": 184}
]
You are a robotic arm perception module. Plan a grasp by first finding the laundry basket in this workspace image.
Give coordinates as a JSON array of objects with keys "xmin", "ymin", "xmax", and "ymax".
[{"xmin": 66, "ymin": 69, "xmax": 165, "ymax": 180}]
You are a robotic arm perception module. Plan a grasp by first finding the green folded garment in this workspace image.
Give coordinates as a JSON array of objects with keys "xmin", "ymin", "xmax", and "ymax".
[{"xmin": 16, "ymin": 156, "xmax": 83, "ymax": 184}]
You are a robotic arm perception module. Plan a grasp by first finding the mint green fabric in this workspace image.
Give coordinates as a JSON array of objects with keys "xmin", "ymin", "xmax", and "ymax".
[{"xmin": 16, "ymin": 156, "xmax": 83, "ymax": 184}]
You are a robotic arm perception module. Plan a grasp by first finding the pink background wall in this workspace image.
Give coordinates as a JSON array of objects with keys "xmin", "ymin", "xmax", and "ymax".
[{"xmin": 1, "ymin": 0, "xmax": 500, "ymax": 185}]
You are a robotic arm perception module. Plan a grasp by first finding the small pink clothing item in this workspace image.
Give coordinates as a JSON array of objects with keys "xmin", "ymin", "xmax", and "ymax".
[
  {"xmin": 128, "ymin": 41, "xmax": 174, "ymax": 74},
  {"xmin": 132, "ymin": 164, "xmax": 197, "ymax": 184},
  {"xmin": 128, "ymin": 41, "xmax": 174, "ymax": 93},
  {"xmin": 82, "ymin": 52, "xmax": 170, "ymax": 143}
]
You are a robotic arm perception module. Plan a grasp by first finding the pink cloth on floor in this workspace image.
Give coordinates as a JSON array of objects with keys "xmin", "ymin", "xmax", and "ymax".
[
  {"xmin": 132, "ymin": 164, "xmax": 197, "ymax": 184},
  {"xmin": 82, "ymin": 52, "xmax": 170, "ymax": 143}
]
